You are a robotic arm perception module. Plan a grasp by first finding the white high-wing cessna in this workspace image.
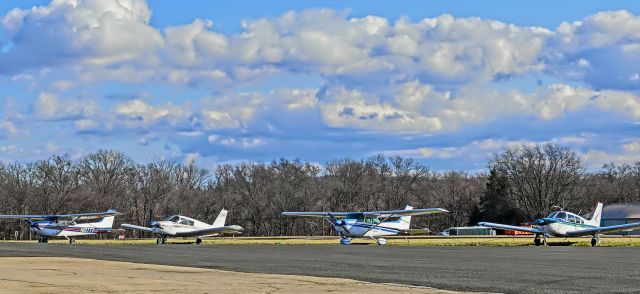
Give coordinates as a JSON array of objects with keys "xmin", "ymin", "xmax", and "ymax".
[
  {"xmin": 282, "ymin": 205, "xmax": 448, "ymax": 245},
  {"xmin": 0, "ymin": 209, "xmax": 119, "ymax": 244},
  {"xmin": 121, "ymin": 209, "xmax": 243, "ymax": 244},
  {"xmin": 479, "ymin": 203, "xmax": 640, "ymax": 246}
]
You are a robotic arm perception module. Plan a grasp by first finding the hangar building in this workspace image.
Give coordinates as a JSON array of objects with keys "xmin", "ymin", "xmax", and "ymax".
[{"xmin": 601, "ymin": 203, "xmax": 640, "ymax": 235}]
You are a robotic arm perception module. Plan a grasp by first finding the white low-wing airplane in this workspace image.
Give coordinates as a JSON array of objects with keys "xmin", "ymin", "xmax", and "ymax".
[
  {"xmin": 282, "ymin": 205, "xmax": 448, "ymax": 245},
  {"xmin": 121, "ymin": 209, "xmax": 243, "ymax": 244},
  {"xmin": 0, "ymin": 209, "xmax": 119, "ymax": 244},
  {"xmin": 479, "ymin": 203, "xmax": 640, "ymax": 246}
]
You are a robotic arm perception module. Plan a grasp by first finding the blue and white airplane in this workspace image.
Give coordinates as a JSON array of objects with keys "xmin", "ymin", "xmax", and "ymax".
[
  {"xmin": 479, "ymin": 203, "xmax": 640, "ymax": 246},
  {"xmin": 282, "ymin": 205, "xmax": 448, "ymax": 245},
  {"xmin": 0, "ymin": 209, "xmax": 119, "ymax": 244}
]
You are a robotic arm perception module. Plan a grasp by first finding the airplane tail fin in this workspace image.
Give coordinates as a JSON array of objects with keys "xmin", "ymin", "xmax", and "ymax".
[
  {"xmin": 399, "ymin": 205, "xmax": 413, "ymax": 230},
  {"xmin": 212, "ymin": 209, "xmax": 228, "ymax": 227},
  {"xmin": 96, "ymin": 209, "xmax": 117, "ymax": 228},
  {"xmin": 587, "ymin": 203, "xmax": 603, "ymax": 227},
  {"xmin": 98, "ymin": 215, "xmax": 115, "ymax": 228}
]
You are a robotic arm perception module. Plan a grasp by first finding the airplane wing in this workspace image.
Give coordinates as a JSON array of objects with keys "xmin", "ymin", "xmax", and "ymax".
[
  {"xmin": 281, "ymin": 212, "xmax": 352, "ymax": 218},
  {"xmin": 0, "ymin": 210, "xmax": 118, "ymax": 221},
  {"xmin": 174, "ymin": 225, "xmax": 244, "ymax": 237},
  {"xmin": 478, "ymin": 222, "xmax": 543, "ymax": 234},
  {"xmin": 281, "ymin": 208, "xmax": 448, "ymax": 218},
  {"xmin": 121, "ymin": 224, "xmax": 155, "ymax": 233},
  {"xmin": 565, "ymin": 222, "xmax": 640, "ymax": 237},
  {"xmin": 364, "ymin": 208, "xmax": 448, "ymax": 218}
]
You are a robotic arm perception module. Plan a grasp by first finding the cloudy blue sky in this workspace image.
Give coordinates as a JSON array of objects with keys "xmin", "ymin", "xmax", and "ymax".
[{"xmin": 1, "ymin": 0, "xmax": 640, "ymax": 171}]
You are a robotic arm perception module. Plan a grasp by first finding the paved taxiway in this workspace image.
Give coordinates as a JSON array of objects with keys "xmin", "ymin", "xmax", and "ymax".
[{"xmin": 1, "ymin": 243, "xmax": 639, "ymax": 293}]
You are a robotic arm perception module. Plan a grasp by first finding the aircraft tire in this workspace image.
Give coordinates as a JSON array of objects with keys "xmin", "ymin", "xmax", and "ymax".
[
  {"xmin": 534, "ymin": 237, "xmax": 541, "ymax": 246},
  {"xmin": 376, "ymin": 238, "xmax": 387, "ymax": 245},
  {"xmin": 591, "ymin": 238, "xmax": 597, "ymax": 247},
  {"xmin": 156, "ymin": 237, "xmax": 161, "ymax": 245},
  {"xmin": 196, "ymin": 238, "xmax": 202, "ymax": 245},
  {"xmin": 340, "ymin": 238, "xmax": 351, "ymax": 245}
]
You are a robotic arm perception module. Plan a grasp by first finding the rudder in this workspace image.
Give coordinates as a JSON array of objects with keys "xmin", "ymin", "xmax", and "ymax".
[{"xmin": 588, "ymin": 203, "xmax": 603, "ymax": 227}]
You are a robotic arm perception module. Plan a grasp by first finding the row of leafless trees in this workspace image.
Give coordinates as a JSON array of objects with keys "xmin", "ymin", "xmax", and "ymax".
[{"xmin": 1, "ymin": 144, "xmax": 639, "ymax": 239}]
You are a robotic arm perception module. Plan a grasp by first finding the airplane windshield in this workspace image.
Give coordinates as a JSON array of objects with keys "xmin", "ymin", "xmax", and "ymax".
[{"xmin": 555, "ymin": 212, "xmax": 567, "ymax": 220}]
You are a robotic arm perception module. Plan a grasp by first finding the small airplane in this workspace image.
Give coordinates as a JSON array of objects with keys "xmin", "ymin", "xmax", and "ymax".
[
  {"xmin": 0, "ymin": 209, "xmax": 119, "ymax": 244},
  {"xmin": 121, "ymin": 209, "xmax": 243, "ymax": 244},
  {"xmin": 281, "ymin": 205, "xmax": 448, "ymax": 245},
  {"xmin": 479, "ymin": 203, "xmax": 640, "ymax": 246}
]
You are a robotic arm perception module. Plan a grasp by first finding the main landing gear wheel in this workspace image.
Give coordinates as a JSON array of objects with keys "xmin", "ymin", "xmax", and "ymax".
[
  {"xmin": 340, "ymin": 238, "xmax": 351, "ymax": 245},
  {"xmin": 591, "ymin": 235, "xmax": 600, "ymax": 247},
  {"xmin": 38, "ymin": 237, "xmax": 49, "ymax": 243},
  {"xmin": 68, "ymin": 238, "xmax": 75, "ymax": 244},
  {"xmin": 376, "ymin": 238, "xmax": 387, "ymax": 246},
  {"xmin": 196, "ymin": 238, "xmax": 202, "ymax": 245},
  {"xmin": 156, "ymin": 237, "xmax": 167, "ymax": 244}
]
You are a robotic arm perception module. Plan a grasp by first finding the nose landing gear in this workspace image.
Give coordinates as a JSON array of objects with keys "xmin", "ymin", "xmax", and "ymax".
[
  {"xmin": 196, "ymin": 238, "xmax": 202, "ymax": 245},
  {"xmin": 534, "ymin": 234, "xmax": 547, "ymax": 246},
  {"xmin": 156, "ymin": 236, "xmax": 167, "ymax": 244}
]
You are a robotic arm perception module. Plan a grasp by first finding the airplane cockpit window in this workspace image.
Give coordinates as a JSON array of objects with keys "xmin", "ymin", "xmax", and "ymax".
[
  {"xmin": 568, "ymin": 214, "xmax": 576, "ymax": 223},
  {"xmin": 556, "ymin": 212, "xmax": 567, "ymax": 220},
  {"xmin": 165, "ymin": 216, "xmax": 179, "ymax": 222},
  {"xmin": 363, "ymin": 217, "xmax": 380, "ymax": 225},
  {"xmin": 178, "ymin": 218, "xmax": 194, "ymax": 226},
  {"xmin": 58, "ymin": 220, "xmax": 76, "ymax": 226}
]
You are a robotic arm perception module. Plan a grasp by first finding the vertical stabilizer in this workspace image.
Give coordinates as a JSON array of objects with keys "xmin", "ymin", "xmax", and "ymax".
[
  {"xmin": 398, "ymin": 205, "xmax": 413, "ymax": 230},
  {"xmin": 212, "ymin": 209, "xmax": 228, "ymax": 227},
  {"xmin": 98, "ymin": 215, "xmax": 115, "ymax": 229},
  {"xmin": 587, "ymin": 203, "xmax": 603, "ymax": 227}
]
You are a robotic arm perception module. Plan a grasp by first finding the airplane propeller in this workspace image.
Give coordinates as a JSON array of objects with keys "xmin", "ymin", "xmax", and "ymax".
[
  {"xmin": 328, "ymin": 213, "xmax": 350, "ymax": 235},
  {"xmin": 524, "ymin": 218, "xmax": 556, "ymax": 226},
  {"xmin": 25, "ymin": 220, "xmax": 41, "ymax": 231}
]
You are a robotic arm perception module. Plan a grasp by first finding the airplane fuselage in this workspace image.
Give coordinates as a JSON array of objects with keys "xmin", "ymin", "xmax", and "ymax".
[
  {"xmin": 150, "ymin": 220, "xmax": 221, "ymax": 237},
  {"xmin": 542, "ymin": 220, "xmax": 598, "ymax": 237},
  {"xmin": 29, "ymin": 221, "xmax": 112, "ymax": 237},
  {"xmin": 334, "ymin": 218, "xmax": 402, "ymax": 238}
]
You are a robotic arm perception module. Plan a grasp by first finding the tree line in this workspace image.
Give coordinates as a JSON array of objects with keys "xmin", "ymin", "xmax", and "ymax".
[{"xmin": 1, "ymin": 144, "xmax": 639, "ymax": 239}]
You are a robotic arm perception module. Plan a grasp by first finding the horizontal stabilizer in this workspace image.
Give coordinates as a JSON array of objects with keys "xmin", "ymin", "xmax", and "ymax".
[
  {"xmin": 566, "ymin": 222, "xmax": 640, "ymax": 237},
  {"xmin": 174, "ymin": 225, "xmax": 244, "ymax": 237}
]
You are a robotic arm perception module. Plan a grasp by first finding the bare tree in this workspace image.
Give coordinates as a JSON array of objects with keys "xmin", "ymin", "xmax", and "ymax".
[
  {"xmin": 78, "ymin": 150, "xmax": 133, "ymax": 211},
  {"xmin": 490, "ymin": 144, "xmax": 584, "ymax": 218},
  {"xmin": 30, "ymin": 155, "xmax": 79, "ymax": 214}
]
